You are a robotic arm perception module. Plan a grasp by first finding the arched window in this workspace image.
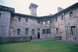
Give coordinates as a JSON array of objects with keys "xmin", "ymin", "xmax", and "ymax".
[
  {"xmin": 43, "ymin": 21, "xmax": 45, "ymax": 24},
  {"xmin": 47, "ymin": 20, "xmax": 50, "ymax": 24}
]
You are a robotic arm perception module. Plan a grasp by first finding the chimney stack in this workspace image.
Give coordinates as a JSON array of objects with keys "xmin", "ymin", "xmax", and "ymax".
[
  {"xmin": 57, "ymin": 7, "xmax": 63, "ymax": 12},
  {"xmin": 29, "ymin": 3, "xmax": 38, "ymax": 16}
]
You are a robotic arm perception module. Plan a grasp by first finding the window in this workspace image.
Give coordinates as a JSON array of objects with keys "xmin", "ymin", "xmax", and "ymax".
[
  {"xmin": 17, "ymin": 29, "xmax": 20, "ymax": 35},
  {"xmin": 56, "ymin": 28, "xmax": 58, "ymax": 35},
  {"xmin": 42, "ymin": 29, "xmax": 46, "ymax": 34},
  {"xmin": 38, "ymin": 21, "xmax": 40, "ymax": 24},
  {"xmin": 43, "ymin": 21, "xmax": 45, "ymax": 24},
  {"xmin": 25, "ymin": 28, "xmax": 29, "ymax": 35},
  {"xmin": 47, "ymin": 21, "xmax": 50, "ymax": 24},
  {"xmin": 42, "ymin": 29, "xmax": 51, "ymax": 34},
  {"xmin": 47, "ymin": 29, "xmax": 51, "ymax": 34},
  {"xmin": 56, "ymin": 18, "xmax": 57, "ymax": 21},
  {"xmin": 26, "ymin": 19, "xmax": 28, "ymax": 22},
  {"xmin": 70, "ymin": 12, "xmax": 73, "ymax": 17},
  {"xmin": 37, "ymin": 28, "xmax": 40, "ymax": 31},
  {"xmin": 32, "ymin": 29, "xmax": 35, "ymax": 35},
  {"xmin": 62, "ymin": 15, "xmax": 63, "ymax": 20},
  {"xmin": 18, "ymin": 18, "xmax": 21, "ymax": 22},
  {"xmin": 71, "ymin": 26, "xmax": 76, "ymax": 35},
  {"xmin": 0, "ymin": 13, "xmax": 1, "ymax": 18},
  {"xmin": 0, "ymin": 27, "xmax": 1, "ymax": 34}
]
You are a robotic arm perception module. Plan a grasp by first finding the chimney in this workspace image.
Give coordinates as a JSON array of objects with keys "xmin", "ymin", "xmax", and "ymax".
[
  {"xmin": 29, "ymin": 3, "xmax": 38, "ymax": 16},
  {"xmin": 57, "ymin": 7, "xmax": 63, "ymax": 12}
]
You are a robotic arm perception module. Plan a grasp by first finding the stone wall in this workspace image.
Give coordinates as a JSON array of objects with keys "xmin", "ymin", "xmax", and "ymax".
[
  {"xmin": 0, "ymin": 36, "xmax": 30, "ymax": 44},
  {"xmin": 52, "ymin": 8, "xmax": 78, "ymax": 41},
  {"xmin": 0, "ymin": 11, "xmax": 11, "ymax": 37}
]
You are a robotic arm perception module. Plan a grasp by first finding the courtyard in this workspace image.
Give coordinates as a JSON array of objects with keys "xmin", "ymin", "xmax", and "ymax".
[{"xmin": 0, "ymin": 40, "xmax": 78, "ymax": 52}]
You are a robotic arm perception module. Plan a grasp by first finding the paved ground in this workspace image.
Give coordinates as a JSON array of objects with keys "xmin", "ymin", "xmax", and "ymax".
[
  {"xmin": 57, "ymin": 40, "xmax": 78, "ymax": 45},
  {"xmin": 31, "ymin": 38, "xmax": 78, "ymax": 45}
]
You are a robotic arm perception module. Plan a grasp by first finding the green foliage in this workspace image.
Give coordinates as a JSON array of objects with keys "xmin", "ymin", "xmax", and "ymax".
[{"xmin": 0, "ymin": 40, "xmax": 78, "ymax": 52}]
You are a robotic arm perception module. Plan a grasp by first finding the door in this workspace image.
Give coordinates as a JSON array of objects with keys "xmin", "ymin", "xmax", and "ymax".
[{"xmin": 37, "ymin": 32, "xmax": 40, "ymax": 39}]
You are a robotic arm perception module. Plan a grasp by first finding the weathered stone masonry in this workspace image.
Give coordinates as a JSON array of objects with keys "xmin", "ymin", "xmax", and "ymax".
[{"xmin": 0, "ymin": 2, "xmax": 78, "ymax": 43}]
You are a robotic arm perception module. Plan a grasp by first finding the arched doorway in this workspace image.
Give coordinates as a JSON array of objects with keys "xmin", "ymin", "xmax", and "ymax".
[{"xmin": 37, "ymin": 32, "xmax": 40, "ymax": 39}]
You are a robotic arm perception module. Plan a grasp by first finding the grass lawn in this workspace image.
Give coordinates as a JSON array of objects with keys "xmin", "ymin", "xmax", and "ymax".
[{"xmin": 0, "ymin": 40, "xmax": 78, "ymax": 52}]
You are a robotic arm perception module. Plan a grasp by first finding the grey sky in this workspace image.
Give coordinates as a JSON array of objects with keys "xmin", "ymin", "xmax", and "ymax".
[{"xmin": 0, "ymin": 0, "xmax": 78, "ymax": 16}]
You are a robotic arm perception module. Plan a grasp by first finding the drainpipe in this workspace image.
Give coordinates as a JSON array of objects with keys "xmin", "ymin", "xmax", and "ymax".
[
  {"xmin": 68, "ymin": 23, "xmax": 71, "ymax": 41},
  {"xmin": 63, "ymin": 13, "xmax": 67, "ymax": 41}
]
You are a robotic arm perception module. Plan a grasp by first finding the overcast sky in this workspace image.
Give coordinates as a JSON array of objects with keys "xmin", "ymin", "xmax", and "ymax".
[{"xmin": 0, "ymin": 0, "xmax": 78, "ymax": 16}]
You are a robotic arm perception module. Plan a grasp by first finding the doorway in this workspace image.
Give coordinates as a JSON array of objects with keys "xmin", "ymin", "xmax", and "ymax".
[{"xmin": 37, "ymin": 32, "xmax": 40, "ymax": 39}]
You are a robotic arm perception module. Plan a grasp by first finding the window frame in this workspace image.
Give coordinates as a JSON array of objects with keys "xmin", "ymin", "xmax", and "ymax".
[
  {"xmin": 18, "ymin": 18, "xmax": 21, "ymax": 22},
  {"xmin": 26, "ymin": 19, "xmax": 28, "ymax": 23},
  {"xmin": 70, "ymin": 12, "xmax": 73, "ymax": 17},
  {"xmin": 0, "ymin": 13, "xmax": 1, "ymax": 18},
  {"xmin": 62, "ymin": 15, "xmax": 63, "ymax": 20},
  {"xmin": 71, "ymin": 26, "xmax": 76, "ymax": 35},
  {"xmin": 32, "ymin": 29, "xmax": 35, "ymax": 35},
  {"xmin": 25, "ymin": 28, "xmax": 29, "ymax": 35},
  {"xmin": 17, "ymin": 29, "xmax": 20, "ymax": 35},
  {"xmin": 56, "ymin": 18, "xmax": 57, "ymax": 22}
]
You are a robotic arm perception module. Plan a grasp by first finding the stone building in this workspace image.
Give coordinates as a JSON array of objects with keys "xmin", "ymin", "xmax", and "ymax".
[{"xmin": 0, "ymin": 2, "xmax": 78, "ymax": 42}]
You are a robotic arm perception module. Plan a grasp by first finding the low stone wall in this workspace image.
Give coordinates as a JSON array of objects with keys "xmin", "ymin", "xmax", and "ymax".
[
  {"xmin": 55, "ymin": 36, "xmax": 62, "ymax": 40},
  {"xmin": 0, "ymin": 36, "xmax": 30, "ymax": 44}
]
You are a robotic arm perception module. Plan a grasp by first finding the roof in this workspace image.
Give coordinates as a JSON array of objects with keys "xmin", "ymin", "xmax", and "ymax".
[
  {"xmin": 40, "ymin": 2, "xmax": 78, "ymax": 18},
  {"xmin": 0, "ymin": 5, "xmax": 15, "ymax": 13},
  {"xmin": 0, "ymin": 2, "xmax": 78, "ymax": 20},
  {"xmin": 12, "ymin": 13, "xmax": 39, "ymax": 19}
]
